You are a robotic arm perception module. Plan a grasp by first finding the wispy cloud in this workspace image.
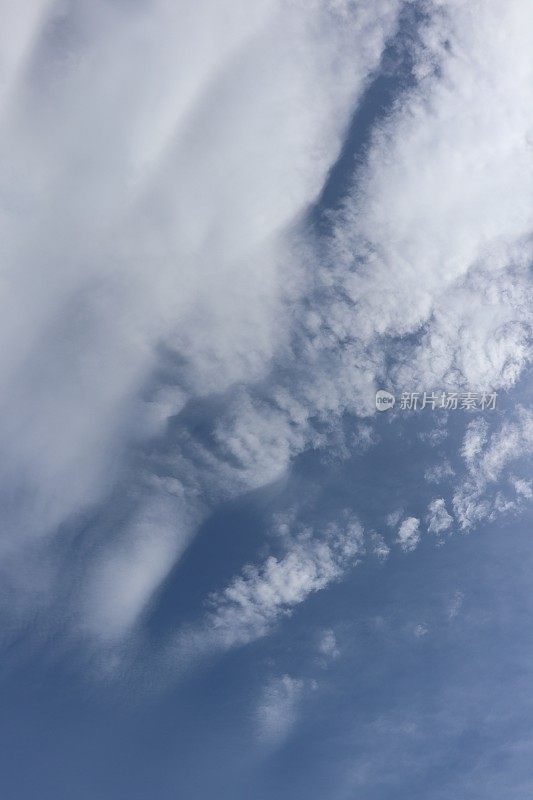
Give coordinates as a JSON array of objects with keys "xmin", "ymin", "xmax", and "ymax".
[
  {"xmin": 1, "ymin": 0, "xmax": 532, "ymax": 658},
  {"xmin": 396, "ymin": 517, "xmax": 421, "ymax": 553},
  {"xmin": 370, "ymin": 532, "xmax": 390, "ymax": 562},
  {"xmin": 453, "ymin": 407, "xmax": 533, "ymax": 529},
  {"xmin": 424, "ymin": 460, "xmax": 455, "ymax": 485},
  {"xmin": 255, "ymin": 674, "xmax": 315, "ymax": 748},
  {"xmin": 0, "ymin": 0, "xmax": 399, "ymax": 640},
  {"xmin": 317, "ymin": 628, "xmax": 340, "ymax": 661},
  {"xmin": 426, "ymin": 498, "xmax": 453, "ymax": 538},
  {"xmin": 177, "ymin": 517, "xmax": 364, "ymax": 659}
]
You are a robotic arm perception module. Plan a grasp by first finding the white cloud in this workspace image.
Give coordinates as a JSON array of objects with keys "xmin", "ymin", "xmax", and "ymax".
[
  {"xmin": 477, "ymin": 409, "xmax": 533, "ymax": 484},
  {"xmin": 163, "ymin": 516, "xmax": 365, "ymax": 672},
  {"xmin": 0, "ymin": 0, "xmax": 400, "ymax": 639},
  {"xmin": 418, "ymin": 419, "xmax": 448, "ymax": 446},
  {"xmin": 200, "ymin": 518, "xmax": 364, "ymax": 650},
  {"xmin": 255, "ymin": 674, "xmax": 315, "ymax": 747},
  {"xmin": 396, "ymin": 517, "xmax": 420, "ymax": 553},
  {"xmin": 510, "ymin": 477, "xmax": 533, "ymax": 500},
  {"xmin": 370, "ymin": 532, "xmax": 390, "ymax": 561},
  {"xmin": 424, "ymin": 460, "xmax": 455, "ymax": 485},
  {"xmin": 318, "ymin": 628, "xmax": 340, "ymax": 660},
  {"xmin": 0, "ymin": 0, "xmax": 51, "ymax": 108},
  {"xmin": 386, "ymin": 510, "xmax": 403, "ymax": 528},
  {"xmin": 148, "ymin": 0, "xmax": 533, "ymax": 623},
  {"xmin": 447, "ymin": 590, "xmax": 464, "ymax": 620},
  {"xmin": 426, "ymin": 498, "xmax": 453, "ymax": 537},
  {"xmin": 453, "ymin": 407, "xmax": 533, "ymax": 529},
  {"xmin": 1, "ymin": 0, "xmax": 532, "ymax": 653},
  {"xmin": 80, "ymin": 488, "xmax": 202, "ymax": 643},
  {"xmin": 320, "ymin": 0, "xmax": 532, "ymax": 398}
]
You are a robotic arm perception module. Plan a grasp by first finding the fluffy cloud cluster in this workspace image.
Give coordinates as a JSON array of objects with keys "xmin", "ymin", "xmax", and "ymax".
[
  {"xmin": 324, "ymin": 0, "xmax": 532, "ymax": 393},
  {"xmin": 453, "ymin": 407, "xmax": 533, "ymax": 529},
  {"xmin": 185, "ymin": 517, "xmax": 364, "ymax": 654},
  {"xmin": 0, "ymin": 0, "xmax": 531, "ymax": 654},
  {"xmin": 396, "ymin": 517, "xmax": 421, "ymax": 552},
  {"xmin": 0, "ymin": 0, "xmax": 399, "ymax": 635},
  {"xmin": 426, "ymin": 498, "xmax": 453, "ymax": 538}
]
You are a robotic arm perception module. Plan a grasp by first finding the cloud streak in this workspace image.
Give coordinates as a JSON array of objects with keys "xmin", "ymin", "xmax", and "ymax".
[
  {"xmin": 0, "ymin": 0, "xmax": 531, "ymax": 660},
  {"xmin": 173, "ymin": 516, "xmax": 364, "ymax": 665}
]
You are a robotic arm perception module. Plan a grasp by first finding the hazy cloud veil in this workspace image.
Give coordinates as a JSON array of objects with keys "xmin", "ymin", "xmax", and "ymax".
[
  {"xmin": 0, "ymin": 0, "xmax": 399, "ymax": 632},
  {"xmin": 0, "ymin": 0, "xmax": 532, "ymax": 697}
]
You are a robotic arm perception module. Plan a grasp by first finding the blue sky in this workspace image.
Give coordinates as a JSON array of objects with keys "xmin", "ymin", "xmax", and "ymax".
[{"xmin": 0, "ymin": 1, "xmax": 532, "ymax": 798}]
